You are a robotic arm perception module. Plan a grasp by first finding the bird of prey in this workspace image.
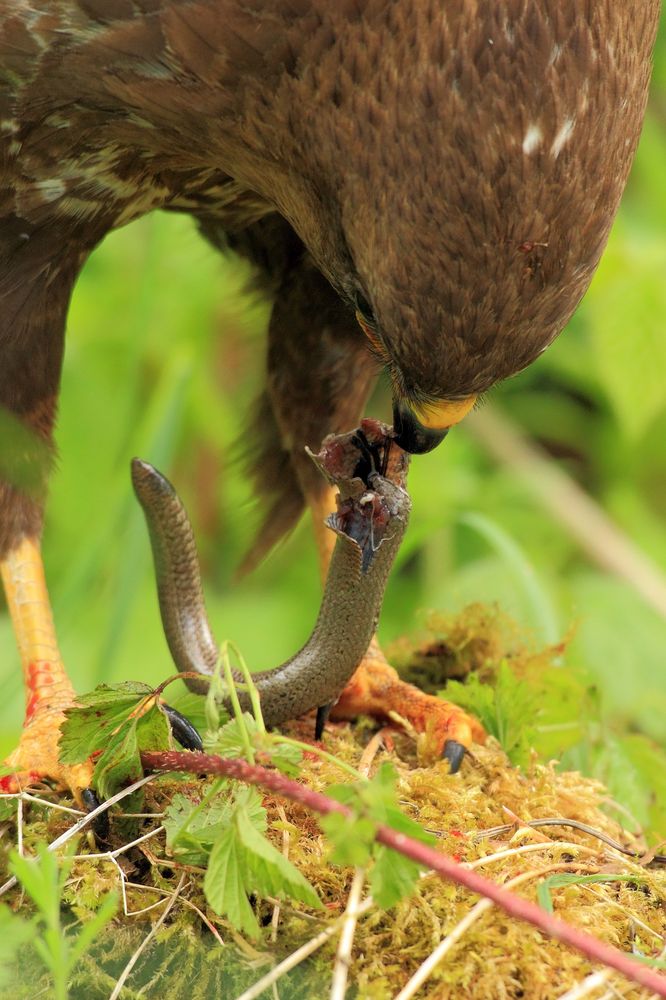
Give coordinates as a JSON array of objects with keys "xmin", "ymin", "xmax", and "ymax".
[{"xmin": 0, "ymin": 1, "xmax": 659, "ymax": 800}]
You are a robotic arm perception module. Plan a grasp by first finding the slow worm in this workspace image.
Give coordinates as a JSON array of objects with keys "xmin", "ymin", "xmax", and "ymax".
[{"xmin": 131, "ymin": 420, "xmax": 410, "ymax": 729}]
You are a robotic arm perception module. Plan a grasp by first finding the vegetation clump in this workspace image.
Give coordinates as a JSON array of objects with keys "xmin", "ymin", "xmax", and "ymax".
[{"xmin": 2, "ymin": 608, "xmax": 664, "ymax": 999}]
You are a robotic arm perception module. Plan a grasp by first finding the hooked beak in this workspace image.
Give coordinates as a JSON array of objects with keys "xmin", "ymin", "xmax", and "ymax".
[
  {"xmin": 392, "ymin": 396, "xmax": 477, "ymax": 454},
  {"xmin": 393, "ymin": 400, "xmax": 449, "ymax": 453}
]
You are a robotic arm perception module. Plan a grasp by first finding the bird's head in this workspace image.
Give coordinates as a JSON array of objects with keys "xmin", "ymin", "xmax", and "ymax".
[
  {"xmin": 275, "ymin": 4, "xmax": 656, "ymax": 455},
  {"xmin": 333, "ymin": 156, "xmax": 592, "ymax": 456},
  {"xmin": 350, "ymin": 284, "xmax": 480, "ymax": 455}
]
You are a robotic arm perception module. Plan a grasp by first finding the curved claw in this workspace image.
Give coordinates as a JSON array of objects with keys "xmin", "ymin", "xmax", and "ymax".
[
  {"xmin": 81, "ymin": 787, "xmax": 110, "ymax": 842},
  {"xmin": 162, "ymin": 704, "xmax": 203, "ymax": 752},
  {"xmin": 315, "ymin": 702, "xmax": 334, "ymax": 741},
  {"xmin": 442, "ymin": 739, "xmax": 466, "ymax": 774}
]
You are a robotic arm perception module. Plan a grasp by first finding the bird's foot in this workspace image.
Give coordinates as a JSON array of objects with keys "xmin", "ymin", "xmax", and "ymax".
[
  {"xmin": 331, "ymin": 640, "xmax": 485, "ymax": 771},
  {"xmin": 0, "ymin": 663, "xmax": 94, "ymax": 799},
  {"xmin": 1, "ymin": 668, "xmax": 201, "ymax": 824}
]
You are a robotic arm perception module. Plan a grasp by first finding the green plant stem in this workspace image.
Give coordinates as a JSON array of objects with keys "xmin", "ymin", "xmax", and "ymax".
[
  {"xmin": 223, "ymin": 640, "xmax": 267, "ymax": 735},
  {"xmin": 219, "ymin": 646, "xmax": 254, "ymax": 763}
]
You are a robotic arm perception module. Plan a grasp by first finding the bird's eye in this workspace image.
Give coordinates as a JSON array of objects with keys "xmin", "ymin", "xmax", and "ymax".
[
  {"xmin": 354, "ymin": 291, "xmax": 388, "ymax": 363},
  {"xmin": 354, "ymin": 291, "xmax": 376, "ymax": 328}
]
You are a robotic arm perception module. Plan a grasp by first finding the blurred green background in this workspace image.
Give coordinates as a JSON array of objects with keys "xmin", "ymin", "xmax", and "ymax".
[{"xmin": 2, "ymin": 21, "xmax": 666, "ymax": 836}]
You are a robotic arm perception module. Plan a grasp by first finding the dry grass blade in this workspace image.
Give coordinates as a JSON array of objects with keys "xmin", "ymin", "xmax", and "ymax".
[
  {"xmin": 330, "ymin": 868, "xmax": 366, "ymax": 1000},
  {"xmin": 0, "ymin": 791, "xmax": 84, "ymax": 816}
]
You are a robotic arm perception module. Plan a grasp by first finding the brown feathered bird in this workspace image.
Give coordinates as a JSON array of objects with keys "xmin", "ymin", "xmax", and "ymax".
[{"xmin": 0, "ymin": 2, "xmax": 659, "ymax": 798}]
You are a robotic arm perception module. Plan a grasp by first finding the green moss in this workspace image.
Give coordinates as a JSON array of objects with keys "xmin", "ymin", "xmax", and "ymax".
[{"xmin": 5, "ymin": 608, "xmax": 665, "ymax": 999}]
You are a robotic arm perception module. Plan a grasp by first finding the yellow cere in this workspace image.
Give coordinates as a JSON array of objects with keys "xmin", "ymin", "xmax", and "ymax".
[{"xmin": 413, "ymin": 395, "xmax": 477, "ymax": 430}]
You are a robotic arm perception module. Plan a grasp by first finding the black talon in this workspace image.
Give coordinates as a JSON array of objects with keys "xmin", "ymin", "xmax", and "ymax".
[
  {"xmin": 314, "ymin": 702, "xmax": 334, "ymax": 741},
  {"xmin": 351, "ymin": 428, "xmax": 385, "ymax": 485},
  {"xmin": 443, "ymin": 739, "xmax": 466, "ymax": 774},
  {"xmin": 81, "ymin": 787, "xmax": 110, "ymax": 842},
  {"xmin": 162, "ymin": 703, "xmax": 203, "ymax": 751},
  {"xmin": 354, "ymin": 427, "xmax": 391, "ymax": 478}
]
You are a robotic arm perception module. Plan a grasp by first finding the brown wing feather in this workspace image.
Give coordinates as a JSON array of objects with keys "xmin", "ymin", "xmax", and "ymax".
[{"xmin": 198, "ymin": 210, "xmax": 377, "ymax": 573}]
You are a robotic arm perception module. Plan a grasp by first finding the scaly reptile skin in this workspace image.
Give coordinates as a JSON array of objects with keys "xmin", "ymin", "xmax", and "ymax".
[{"xmin": 131, "ymin": 420, "xmax": 410, "ymax": 728}]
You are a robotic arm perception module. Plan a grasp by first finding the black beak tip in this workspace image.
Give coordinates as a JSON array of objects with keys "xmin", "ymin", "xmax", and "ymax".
[{"xmin": 392, "ymin": 402, "xmax": 449, "ymax": 454}]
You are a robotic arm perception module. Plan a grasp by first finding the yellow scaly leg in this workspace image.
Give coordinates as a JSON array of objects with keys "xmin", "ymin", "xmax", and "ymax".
[{"xmin": 0, "ymin": 536, "xmax": 92, "ymax": 796}]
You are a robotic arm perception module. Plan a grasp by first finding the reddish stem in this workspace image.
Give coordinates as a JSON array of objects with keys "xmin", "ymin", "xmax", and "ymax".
[{"xmin": 140, "ymin": 750, "xmax": 666, "ymax": 997}]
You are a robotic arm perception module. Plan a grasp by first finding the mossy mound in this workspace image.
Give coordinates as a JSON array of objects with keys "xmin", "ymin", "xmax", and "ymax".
[{"xmin": 3, "ymin": 608, "xmax": 665, "ymax": 999}]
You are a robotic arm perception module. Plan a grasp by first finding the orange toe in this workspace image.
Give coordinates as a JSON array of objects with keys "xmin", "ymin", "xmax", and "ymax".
[
  {"xmin": 1, "ymin": 674, "xmax": 93, "ymax": 799},
  {"xmin": 331, "ymin": 640, "xmax": 485, "ymax": 764}
]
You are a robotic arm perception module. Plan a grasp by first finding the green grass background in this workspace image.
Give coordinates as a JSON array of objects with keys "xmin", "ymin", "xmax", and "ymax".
[{"xmin": 2, "ymin": 19, "xmax": 666, "ymax": 836}]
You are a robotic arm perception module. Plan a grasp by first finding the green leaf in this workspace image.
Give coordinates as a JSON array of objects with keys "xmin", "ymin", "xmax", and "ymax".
[
  {"xmin": 265, "ymin": 740, "xmax": 303, "ymax": 777},
  {"xmin": 202, "ymin": 786, "xmax": 320, "ymax": 935},
  {"xmin": 10, "ymin": 844, "xmax": 67, "ymax": 923},
  {"xmin": 164, "ymin": 790, "xmax": 234, "ymax": 863},
  {"xmin": 358, "ymin": 762, "xmax": 398, "ymax": 817},
  {"xmin": 71, "ymin": 681, "xmax": 154, "ymax": 707},
  {"xmin": 370, "ymin": 846, "xmax": 421, "ymax": 909},
  {"xmin": 0, "ymin": 795, "xmax": 15, "ymax": 821},
  {"xmin": 92, "ymin": 718, "xmax": 142, "ymax": 802},
  {"xmin": 443, "ymin": 662, "xmax": 538, "ymax": 766},
  {"xmin": 327, "ymin": 764, "xmax": 396, "ymax": 816},
  {"xmin": 204, "ymin": 826, "xmax": 260, "ymax": 938},
  {"xmin": 321, "ymin": 812, "xmax": 376, "ymax": 867},
  {"xmin": 206, "ymin": 713, "xmax": 303, "ymax": 774},
  {"xmin": 233, "ymin": 784, "xmax": 267, "ymax": 831},
  {"xmin": 207, "ymin": 713, "xmax": 259, "ymax": 758},
  {"xmin": 236, "ymin": 808, "xmax": 321, "ymax": 909},
  {"xmin": 380, "ymin": 805, "xmax": 436, "ymax": 846},
  {"xmin": 137, "ymin": 704, "xmax": 172, "ymax": 754},
  {"xmin": 165, "ymin": 785, "xmax": 267, "ymax": 865},
  {"xmin": 164, "ymin": 790, "xmax": 231, "ymax": 844},
  {"xmin": 325, "ymin": 783, "xmax": 358, "ymax": 807},
  {"xmin": 94, "ymin": 701, "xmax": 169, "ymax": 801},
  {"xmin": 324, "ymin": 765, "xmax": 435, "ymax": 869},
  {"xmin": 59, "ymin": 682, "xmax": 153, "ymax": 765}
]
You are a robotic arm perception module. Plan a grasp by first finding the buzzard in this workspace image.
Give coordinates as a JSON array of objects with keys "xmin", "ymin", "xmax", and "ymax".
[{"xmin": 0, "ymin": 2, "xmax": 659, "ymax": 798}]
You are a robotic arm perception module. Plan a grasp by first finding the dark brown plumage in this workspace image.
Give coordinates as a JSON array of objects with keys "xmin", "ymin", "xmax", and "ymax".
[{"xmin": 0, "ymin": 0, "xmax": 660, "ymax": 563}]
